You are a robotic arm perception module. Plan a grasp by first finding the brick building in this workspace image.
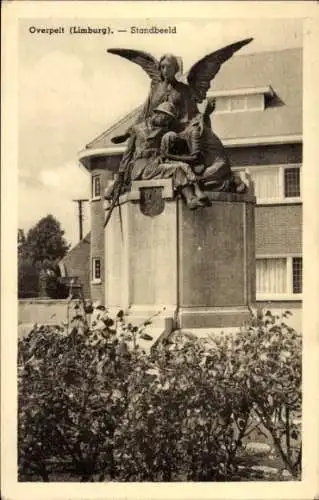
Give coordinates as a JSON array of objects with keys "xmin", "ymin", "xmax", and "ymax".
[{"xmin": 78, "ymin": 48, "xmax": 302, "ymax": 330}]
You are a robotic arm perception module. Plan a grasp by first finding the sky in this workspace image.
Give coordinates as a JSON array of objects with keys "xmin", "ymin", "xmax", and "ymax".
[{"xmin": 18, "ymin": 16, "xmax": 303, "ymax": 247}]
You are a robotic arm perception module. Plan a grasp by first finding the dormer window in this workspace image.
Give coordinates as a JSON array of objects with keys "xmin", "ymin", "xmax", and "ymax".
[{"xmin": 208, "ymin": 86, "xmax": 274, "ymax": 114}]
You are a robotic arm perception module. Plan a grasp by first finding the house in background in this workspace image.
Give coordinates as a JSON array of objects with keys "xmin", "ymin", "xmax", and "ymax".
[
  {"xmin": 59, "ymin": 233, "xmax": 91, "ymax": 298},
  {"xmin": 78, "ymin": 47, "xmax": 302, "ymax": 331}
]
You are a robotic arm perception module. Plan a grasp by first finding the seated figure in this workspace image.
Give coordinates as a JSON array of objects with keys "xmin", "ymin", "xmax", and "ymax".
[
  {"xmin": 105, "ymin": 101, "xmax": 211, "ymax": 209},
  {"xmin": 160, "ymin": 99, "xmax": 247, "ymax": 194}
]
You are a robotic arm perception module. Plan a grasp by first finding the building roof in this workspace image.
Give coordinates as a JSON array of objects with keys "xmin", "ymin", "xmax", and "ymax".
[
  {"xmin": 83, "ymin": 47, "xmax": 302, "ymax": 152},
  {"xmin": 59, "ymin": 232, "xmax": 91, "ymax": 298},
  {"xmin": 85, "ymin": 107, "xmax": 143, "ymax": 150},
  {"xmin": 66, "ymin": 232, "xmax": 91, "ymax": 254}
]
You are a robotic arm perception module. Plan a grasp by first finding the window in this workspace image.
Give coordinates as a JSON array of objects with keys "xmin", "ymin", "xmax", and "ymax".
[
  {"xmin": 230, "ymin": 95, "xmax": 246, "ymax": 111},
  {"xmin": 214, "ymin": 94, "xmax": 264, "ymax": 114},
  {"xmin": 249, "ymin": 168, "xmax": 281, "ymax": 201},
  {"xmin": 92, "ymin": 175, "xmax": 101, "ymax": 199},
  {"xmin": 215, "ymin": 96, "xmax": 229, "ymax": 112},
  {"xmin": 292, "ymin": 257, "xmax": 302, "ymax": 294},
  {"xmin": 232, "ymin": 165, "xmax": 302, "ymax": 204},
  {"xmin": 256, "ymin": 256, "xmax": 302, "ymax": 299},
  {"xmin": 246, "ymin": 93, "xmax": 264, "ymax": 110},
  {"xmin": 92, "ymin": 257, "xmax": 101, "ymax": 282},
  {"xmin": 208, "ymin": 86, "xmax": 274, "ymax": 114},
  {"xmin": 257, "ymin": 258, "xmax": 287, "ymax": 295},
  {"xmin": 284, "ymin": 167, "xmax": 300, "ymax": 198}
]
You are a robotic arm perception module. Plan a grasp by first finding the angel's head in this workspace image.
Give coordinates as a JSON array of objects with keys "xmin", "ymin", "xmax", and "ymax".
[{"xmin": 158, "ymin": 54, "xmax": 180, "ymax": 82}]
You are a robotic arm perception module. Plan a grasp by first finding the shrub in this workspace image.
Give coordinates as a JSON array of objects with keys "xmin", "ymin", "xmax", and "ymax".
[
  {"xmin": 18, "ymin": 306, "xmax": 301, "ymax": 481},
  {"xmin": 113, "ymin": 332, "xmax": 253, "ymax": 481},
  {"xmin": 18, "ymin": 304, "xmax": 151, "ymax": 481},
  {"xmin": 18, "ymin": 258, "xmax": 69, "ymax": 299},
  {"xmin": 243, "ymin": 308, "xmax": 302, "ymax": 477}
]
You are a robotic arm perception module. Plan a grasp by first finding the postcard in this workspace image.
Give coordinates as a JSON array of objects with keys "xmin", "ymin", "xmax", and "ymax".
[{"xmin": 2, "ymin": 1, "xmax": 319, "ymax": 499}]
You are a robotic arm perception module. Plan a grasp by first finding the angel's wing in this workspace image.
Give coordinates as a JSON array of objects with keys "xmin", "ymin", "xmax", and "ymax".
[
  {"xmin": 107, "ymin": 48, "xmax": 161, "ymax": 84},
  {"xmin": 187, "ymin": 38, "xmax": 253, "ymax": 103}
]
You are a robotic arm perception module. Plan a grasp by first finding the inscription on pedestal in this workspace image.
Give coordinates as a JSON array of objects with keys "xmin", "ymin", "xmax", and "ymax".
[{"xmin": 105, "ymin": 181, "xmax": 255, "ymax": 331}]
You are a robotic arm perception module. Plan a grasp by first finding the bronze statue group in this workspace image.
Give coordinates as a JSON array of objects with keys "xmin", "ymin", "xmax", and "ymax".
[{"xmin": 105, "ymin": 40, "xmax": 252, "ymax": 216}]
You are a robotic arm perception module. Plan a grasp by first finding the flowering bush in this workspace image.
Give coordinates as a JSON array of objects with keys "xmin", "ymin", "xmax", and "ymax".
[{"xmin": 18, "ymin": 305, "xmax": 301, "ymax": 481}]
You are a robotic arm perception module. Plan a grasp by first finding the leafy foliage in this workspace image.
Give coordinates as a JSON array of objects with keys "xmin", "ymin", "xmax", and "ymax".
[
  {"xmin": 114, "ymin": 333, "xmax": 253, "ymax": 481},
  {"xmin": 18, "ymin": 229, "xmax": 26, "ymax": 256},
  {"xmin": 18, "ymin": 304, "xmax": 151, "ymax": 481},
  {"xmin": 243, "ymin": 308, "xmax": 302, "ymax": 477},
  {"xmin": 20, "ymin": 215, "xmax": 70, "ymax": 264},
  {"xmin": 18, "ymin": 306, "xmax": 301, "ymax": 481},
  {"xmin": 18, "ymin": 216, "xmax": 70, "ymax": 298},
  {"xmin": 18, "ymin": 256, "xmax": 40, "ymax": 298}
]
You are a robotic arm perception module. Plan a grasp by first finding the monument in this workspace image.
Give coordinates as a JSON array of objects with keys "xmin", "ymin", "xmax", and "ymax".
[{"xmin": 103, "ymin": 39, "xmax": 256, "ymax": 336}]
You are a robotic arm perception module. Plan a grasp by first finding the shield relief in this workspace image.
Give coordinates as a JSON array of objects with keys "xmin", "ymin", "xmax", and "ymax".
[{"xmin": 139, "ymin": 187, "xmax": 165, "ymax": 217}]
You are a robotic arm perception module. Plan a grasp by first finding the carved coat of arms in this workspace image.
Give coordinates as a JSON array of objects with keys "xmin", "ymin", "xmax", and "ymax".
[{"xmin": 139, "ymin": 187, "xmax": 165, "ymax": 217}]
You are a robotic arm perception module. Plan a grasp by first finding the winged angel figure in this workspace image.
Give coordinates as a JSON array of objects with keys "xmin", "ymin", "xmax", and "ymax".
[
  {"xmin": 105, "ymin": 39, "xmax": 252, "ymax": 215},
  {"xmin": 108, "ymin": 38, "xmax": 252, "ymax": 140}
]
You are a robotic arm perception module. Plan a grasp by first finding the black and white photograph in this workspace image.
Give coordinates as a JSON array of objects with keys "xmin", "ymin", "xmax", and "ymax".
[{"xmin": 2, "ymin": 1, "xmax": 319, "ymax": 499}]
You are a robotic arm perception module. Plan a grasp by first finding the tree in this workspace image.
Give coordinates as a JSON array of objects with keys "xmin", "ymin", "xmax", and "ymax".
[
  {"xmin": 21, "ymin": 215, "xmax": 70, "ymax": 265},
  {"xmin": 18, "ymin": 256, "xmax": 40, "ymax": 298},
  {"xmin": 18, "ymin": 229, "xmax": 26, "ymax": 256},
  {"xmin": 18, "ymin": 215, "xmax": 70, "ymax": 298}
]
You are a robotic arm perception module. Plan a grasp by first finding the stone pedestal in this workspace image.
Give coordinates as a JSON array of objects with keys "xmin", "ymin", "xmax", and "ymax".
[{"xmin": 104, "ymin": 179, "xmax": 255, "ymax": 335}]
